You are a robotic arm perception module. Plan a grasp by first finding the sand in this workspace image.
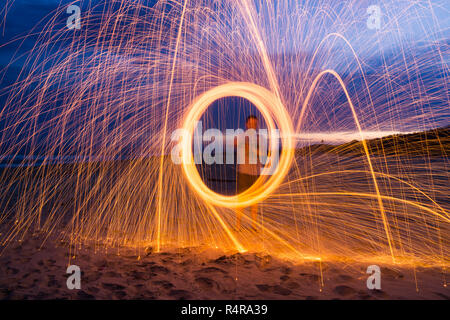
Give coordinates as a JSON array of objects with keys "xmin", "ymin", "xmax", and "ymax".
[{"xmin": 0, "ymin": 233, "xmax": 448, "ymax": 300}]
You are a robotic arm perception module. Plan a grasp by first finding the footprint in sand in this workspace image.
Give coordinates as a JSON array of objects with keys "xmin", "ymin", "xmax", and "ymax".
[
  {"xmin": 370, "ymin": 289, "xmax": 389, "ymax": 298},
  {"xmin": 280, "ymin": 275, "xmax": 290, "ymax": 281},
  {"xmin": 135, "ymin": 290, "xmax": 156, "ymax": 300},
  {"xmin": 0, "ymin": 288, "xmax": 11, "ymax": 299},
  {"xmin": 381, "ymin": 267, "xmax": 404, "ymax": 280},
  {"xmin": 434, "ymin": 292, "xmax": 449, "ymax": 299},
  {"xmin": 102, "ymin": 283, "xmax": 126, "ymax": 291},
  {"xmin": 255, "ymin": 255, "xmax": 273, "ymax": 270},
  {"xmin": 195, "ymin": 277, "xmax": 219, "ymax": 291},
  {"xmin": 272, "ymin": 285, "xmax": 292, "ymax": 296},
  {"xmin": 127, "ymin": 270, "xmax": 150, "ymax": 281},
  {"xmin": 88, "ymin": 286, "xmax": 100, "ymax": 294},
  {"xmin": 95, "ymin": 259, "xmax": 108, "ymax": 269},
  {"xmin": 152, "ymin": 280, "xmax": 174, "ymax": 290},
  {"xmin": 180, "ymin": 259, "xmax": 193, "ymax": 266},
  {"xmin": 358, "ymin": 293, "xmax": 376, "ymax": 300},
  {"xmin": 44, "ymin": 259, "xmax": 56, "ymax": 267},
  {"xmin": 196, "ymin": 267, "xmax": 228, "ymax": 274},
  {"xmin": 168, "ymin": 289, "xmax": 191, "ymax": 300},
  {"xmin": 79, "ymin": 254, "xmax": 91, "ymax": 262},
  {"xmin": 256, "ymin": 284, "xmax": 270, "ymax": 292},
  {"xmin": 299, "ymin": 273, "xmax": 320, "ymax": 282},
  {"xmin": 214, "ymin": 254, "xmax": 249, "ymax": 266},
  {"xmin": 6, "ymin": 267, "xmax": 19, "ymax": 275},
  {"xmin": 255, "ymin": 284, "xmax": 292, "ymax": 296},
  {"xmin": 84, "ymin": 272, "xmax": 102, "ymax": 282},
  {"xmin": 114, "ymin": 290, "xmax": 127, "ymax": 299},
  {"xmin": 149, "ymin": 265, "xmax": 170, "ymax": 274},
  {"xmin": 77, "ymin": 290, "xmax": 95, "ymax": 300},
  {"xmin": 104, "ymin": 271, "xmax": 121, "ymax": 278},
  {"xmin": 280, "ymin": 267, "xmax": 292, "ymax": 274},
  {"xmin": 285, "ymin": 281, "xmax": 300, "ymax": 289},
  {"xmin": 336, "ymin": 274, "xmax": 354, "ymax": 282},
  {"xmin": 47, "ymin": 279, "xmax": 60, "ymax": 288},
  {"xmin": 333, "ymin": 285, "xmax": 357, "ymax": 297}
]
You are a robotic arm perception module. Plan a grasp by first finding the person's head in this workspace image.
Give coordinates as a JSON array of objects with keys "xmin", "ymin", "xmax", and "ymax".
[{"xmin": 245, "ymin": 115, "xmax": 258, "ymax": 130}]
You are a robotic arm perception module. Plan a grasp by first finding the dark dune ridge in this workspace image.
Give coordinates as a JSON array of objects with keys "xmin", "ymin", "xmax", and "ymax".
[{"xmin": 296, "ymin": 126, "xmax": 450, "ymax": 157}]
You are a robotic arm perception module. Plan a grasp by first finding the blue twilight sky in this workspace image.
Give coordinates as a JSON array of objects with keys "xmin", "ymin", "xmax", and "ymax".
[
  {"xmin": 0, "ymin": 0, "xmax": 448, "ymax": 152},
  {"xmin": 1, "ymin": 0, "xmax": 448, "ymax": 77}
]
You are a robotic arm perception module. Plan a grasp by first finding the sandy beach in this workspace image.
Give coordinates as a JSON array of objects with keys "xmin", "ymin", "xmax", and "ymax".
[{"xmin": 0, "ymin": 233, "xmax": 448, "ymax": 300}]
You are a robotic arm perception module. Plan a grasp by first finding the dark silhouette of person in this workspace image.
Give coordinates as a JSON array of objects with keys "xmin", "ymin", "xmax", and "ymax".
[{"xmin": 235, "ymin": 115, "xmax": 262, "ymax": 230}]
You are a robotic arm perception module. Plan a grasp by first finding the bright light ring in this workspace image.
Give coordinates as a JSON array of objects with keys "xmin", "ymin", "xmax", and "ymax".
[{"xmin": 181, "ymin": 82, "xmax": 295, "ymax": 208}]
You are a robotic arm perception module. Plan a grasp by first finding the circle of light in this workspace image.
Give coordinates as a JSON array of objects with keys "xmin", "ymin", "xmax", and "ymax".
[{"xmin": 181, "ymin": 82, "xmax": 295, "ymax": 208}]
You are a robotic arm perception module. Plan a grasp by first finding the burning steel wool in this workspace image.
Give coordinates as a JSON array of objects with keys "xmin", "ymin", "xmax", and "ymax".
[{"xmin": 0, "ymin": 0, "xmax": 448, "ymax": 272}]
